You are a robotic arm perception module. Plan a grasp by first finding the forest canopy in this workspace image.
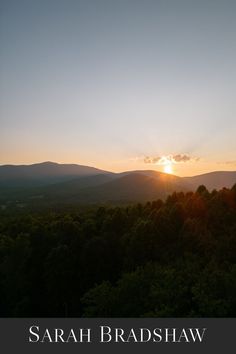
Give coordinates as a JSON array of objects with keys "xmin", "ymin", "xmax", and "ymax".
[{"xmin": 0, "ymin": 185, "xmax": 236, "ymax": 317}]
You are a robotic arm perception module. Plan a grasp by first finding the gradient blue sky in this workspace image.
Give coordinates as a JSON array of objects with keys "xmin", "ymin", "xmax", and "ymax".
[{"xmin": 1, "ymin": 0, "xmax": 236, "ymax": 176}]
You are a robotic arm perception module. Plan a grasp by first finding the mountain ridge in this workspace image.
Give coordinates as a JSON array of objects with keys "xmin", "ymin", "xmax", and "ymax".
[{"xmin": 0, "ymin": 162, "xmax": 236, "ymax": 206}]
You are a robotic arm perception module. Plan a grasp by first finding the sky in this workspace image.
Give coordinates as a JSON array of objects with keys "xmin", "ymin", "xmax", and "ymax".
[{"xmin": 1, "ymin": 0, "xmax": 236, "ymax": 176}]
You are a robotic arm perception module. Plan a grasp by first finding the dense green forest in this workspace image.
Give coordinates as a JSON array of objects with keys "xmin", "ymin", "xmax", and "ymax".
[{"xmin": 0, "ymin": 185, "xmax": 236, "ymax": 317}]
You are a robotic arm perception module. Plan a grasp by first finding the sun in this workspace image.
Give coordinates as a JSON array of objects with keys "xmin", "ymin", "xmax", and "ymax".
[{"xmin": 164, "ymin": 163, "xmax": 173, "ymax": 174}]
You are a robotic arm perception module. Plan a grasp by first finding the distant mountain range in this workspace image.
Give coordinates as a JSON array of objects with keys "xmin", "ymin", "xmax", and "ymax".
[
  {"xmin": 0, "ymin": 161, "xmax": 109, "ymax": 187},
  {"xmin": 184, "ymin": 171, "xmax": 236, "ymax": 190},
  {"xmin": 0, "ymin": 162, "xmax": 236, "ymax": 206}
]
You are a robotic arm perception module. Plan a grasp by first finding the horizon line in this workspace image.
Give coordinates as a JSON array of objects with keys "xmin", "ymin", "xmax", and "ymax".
[{"xmin": 0, "ymin": 160, "xmax": 236, "ymax": 179}]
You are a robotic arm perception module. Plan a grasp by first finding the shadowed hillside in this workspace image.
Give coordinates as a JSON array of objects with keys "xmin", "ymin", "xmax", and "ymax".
[
  {"xmin": 0, "ymin": 161, "xmax": 110, "ymax": 188},
  {"xmin": 0, "ymin": 163, "xmax": 235, "ymax": 207},
  {"xmin": 185, "ymin": 171, "xmax": 236, "ymax": 190}
]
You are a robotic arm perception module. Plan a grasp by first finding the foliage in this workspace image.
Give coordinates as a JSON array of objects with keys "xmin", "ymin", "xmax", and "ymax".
[{"xmin": 0, "ymin": 185, "xmax": 236, "ymax": 317}]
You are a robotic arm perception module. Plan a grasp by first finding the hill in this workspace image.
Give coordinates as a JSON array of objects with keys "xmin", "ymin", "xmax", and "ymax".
[
  {"xmin": 0, "ymin": 162, "xmax": 236, "ymax": 207},
  {"xmin": 0, "ymin": 161, "xmax": 110, "ymax": 188},
  {"xmin": 185, "ymin": 171, "xmax": 236, "ymax": 190},
  {"xmin": 60, "ymin": 172, "xmax": 187, "ymax": 204}
]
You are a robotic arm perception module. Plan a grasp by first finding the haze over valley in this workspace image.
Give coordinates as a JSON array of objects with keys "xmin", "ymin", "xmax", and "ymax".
[{"xmin": 1, "ymin": 162, "xmax": 235, "ymax": 208}]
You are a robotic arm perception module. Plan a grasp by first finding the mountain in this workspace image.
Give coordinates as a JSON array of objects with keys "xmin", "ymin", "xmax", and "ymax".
[
  {"xmin": 0, "ymin": 167, "xmax": 188, "ymax": 205},
  {"xmin": 0, "ymin": 161, "xmax": 110, "ymax": 188},
  {"xmin": 40, "ymin": 171, "xmax": 186, "ymax": 204},
  {"xmin": 0, "ymin": 162, "xmax": 235, "ymax": 207},
  {"xmin": 184, "ymin": 171, "xmax": 236, "ymax": 191},
  {"xmin": 69, "ymin": 172, "xmax": 187, "ymax": 204}
]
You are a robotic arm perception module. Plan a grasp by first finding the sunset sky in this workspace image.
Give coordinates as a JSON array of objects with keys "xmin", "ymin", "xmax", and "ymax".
[{"xmin": 1, "ymin": 0, "xmax": 236, "ymax": 176}]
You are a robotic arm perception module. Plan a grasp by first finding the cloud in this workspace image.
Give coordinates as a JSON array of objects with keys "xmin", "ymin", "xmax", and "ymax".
[
  {"xmin": 144, "ymin": 154, "xmax": 199, "ymax": 165},
  {"xmin": 224, "ymin": 161, "xmax": 236, "ymax": 166},
  {"xmin": 172, "ymin": 154, "xmax": 191, "ymax": 162},
  {"xmin": 144, "ymin": 156, "xmax": 162, "ymax": 164}
]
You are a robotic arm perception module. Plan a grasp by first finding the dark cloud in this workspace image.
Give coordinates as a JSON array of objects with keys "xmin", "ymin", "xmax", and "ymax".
[
  {"xmin": 173, "ymin": 154, "xmax": 191, "ymax": 162},
  {"xmin": 144, "ymin": 154, "xmax": 199, "ymax": 165},
  {"xmin": 144, "ymin": 156, "xmax": 162, "ymax": 164}
]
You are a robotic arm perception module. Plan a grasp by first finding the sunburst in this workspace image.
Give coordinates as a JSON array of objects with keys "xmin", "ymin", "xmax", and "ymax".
[{"xmin": 164, "ymin": 163, "xmax": 173, "ymax": 174}]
